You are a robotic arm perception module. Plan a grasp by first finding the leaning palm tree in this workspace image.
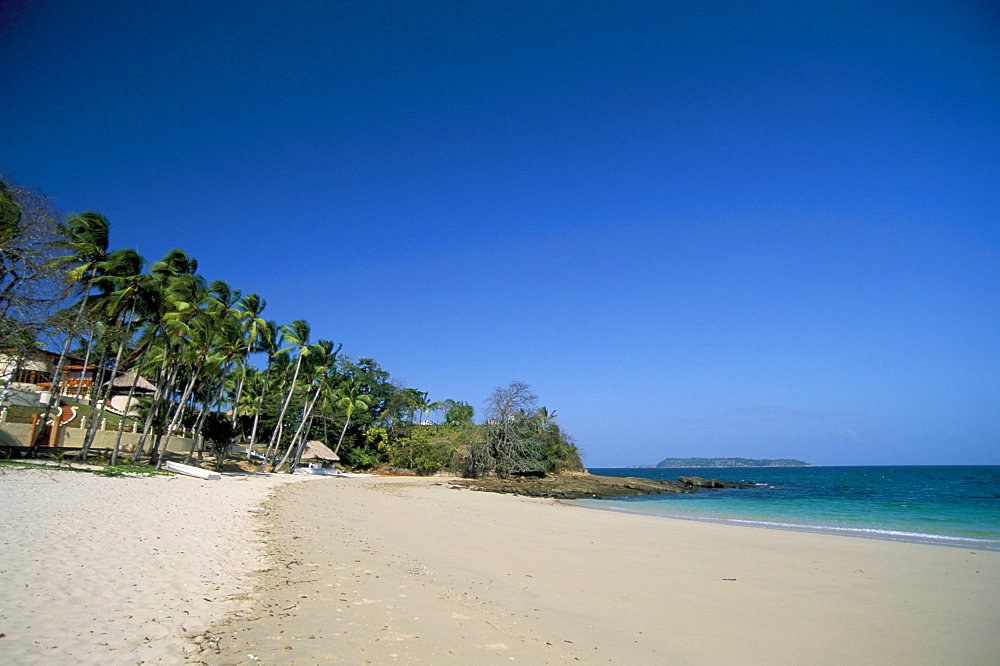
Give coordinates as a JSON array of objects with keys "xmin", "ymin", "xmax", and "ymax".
[
  {"xmin": 274, "ymin": 339, "xmax": 341, "ymax": 471},
  {"xmin": 29, "ymin": 212, "xmax": 110, "ymax": 455},
  {"xmin": 147, "ymin": 272, "xmax": 210, "ymax": 467},
  {"xmin": 332, "ymin": 382, "xmax": 373, "ymax": 456},
  {"xmin": 261, "ymin": 319, "xmax": 310, "ymax": 471},
  {"xmin": 78, "ymin": 248, "xmax": 146, "ymax": 459},
  {"xmin": 245, "ymin": 320, "xmax": 279, "ymax": 458},
  {"xmin": 229, "ymin": 293, "xmax": 267, "ymax": 433},
  {"xmin": 181, "ymin": 305, "xmax": 244, "ymax": 464},
  {"xmin": 129, "ymin": 250, "xmax": 200, "ymax": 464}
]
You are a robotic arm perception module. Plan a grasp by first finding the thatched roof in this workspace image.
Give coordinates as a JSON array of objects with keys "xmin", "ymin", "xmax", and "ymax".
[
  {"xmin": 104, "ymin": 372, "xmax": 157, "ymax": 392},
  {"xmin": 300, "ymin": 440, "xmax": 340, "ymax": 462}
]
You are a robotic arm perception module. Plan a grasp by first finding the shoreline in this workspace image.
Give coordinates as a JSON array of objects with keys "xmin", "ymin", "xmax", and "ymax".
[
  {"xmin": 566, "ymin": 499, "xmax": 1000, "ymax": 551},
  {"xmin": 204, "ymin": 475, "xmax": 1000, "ymax": 664}
]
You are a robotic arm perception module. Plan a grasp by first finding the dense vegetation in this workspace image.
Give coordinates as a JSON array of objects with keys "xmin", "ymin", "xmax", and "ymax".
[{"xmin": 0, "ymin": 174, "xmax": 582, "ymax": 477}]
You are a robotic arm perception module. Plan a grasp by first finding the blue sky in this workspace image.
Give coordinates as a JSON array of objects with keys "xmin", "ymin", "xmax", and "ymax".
[{"xmin": 3, "ymin": 1, "xmax": 998, "ymax": 466}]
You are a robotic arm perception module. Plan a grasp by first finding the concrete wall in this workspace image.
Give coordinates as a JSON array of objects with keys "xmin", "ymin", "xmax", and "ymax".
[{"xmin": 0, "ymin": 423, "xmax": 195, "ymax": 455}]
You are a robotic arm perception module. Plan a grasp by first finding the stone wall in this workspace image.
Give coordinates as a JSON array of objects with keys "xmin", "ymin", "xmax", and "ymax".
[{"xmin": 0, "ymin": 423, "xmax": 195, "ymax": 455}]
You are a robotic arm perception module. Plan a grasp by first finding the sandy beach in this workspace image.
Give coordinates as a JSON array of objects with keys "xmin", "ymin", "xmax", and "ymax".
[
  {"xmin": 205, "ymin": 475, "xmax": 1000, "ymax": 665},
  {"xmin": 0, "ymin": 465, "xmax": 315, "ymax": 664},
  {"xmin": 2, "ymin": 469, "xmax": 997, "ymax": 665}
]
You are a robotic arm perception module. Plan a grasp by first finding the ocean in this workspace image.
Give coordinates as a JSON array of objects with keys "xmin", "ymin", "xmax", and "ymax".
[{"xmin": 581, "ymin": 466, "xmax": 1000, "ymax": 550}]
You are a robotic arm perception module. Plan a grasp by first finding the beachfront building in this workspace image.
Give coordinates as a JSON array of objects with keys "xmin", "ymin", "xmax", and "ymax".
[
  {"xmin": 0, "ymin": 348, "xmax": 156, "ymax": 411},
  {"xmin": 0, "ymin": 348, "xmax": 57, "ymax": 395},
  {"xmin": 0, "ymin": 348, "xmax": 104, "ymax": 400},
  {"xmin": 0, "ymin": 348, "xmax": 62, "ymax": 407}
]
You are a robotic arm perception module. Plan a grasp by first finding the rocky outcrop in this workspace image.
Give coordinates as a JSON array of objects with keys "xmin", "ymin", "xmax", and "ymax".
[
  {"xmin": 678, "ymin": 476, "xmax": 741, "ymax": 488},
  {"xmin": 451, "ymin": 473, "xmax": 752, "ymax": 500}
]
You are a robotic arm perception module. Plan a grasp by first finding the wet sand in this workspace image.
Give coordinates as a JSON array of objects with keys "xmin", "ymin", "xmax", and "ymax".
[{"xmin": 204, "ymin": 475, "xmax": 1000, "ymax": 665}]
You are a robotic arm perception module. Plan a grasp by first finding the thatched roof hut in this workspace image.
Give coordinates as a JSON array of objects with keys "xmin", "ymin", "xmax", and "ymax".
[
  {"xmin": 104, "ymin": 372, "xmax": 157, "ymax": 393},
  {"xmin": 300, "ymin": 440, "xmax": 340, "ymax": 462}
]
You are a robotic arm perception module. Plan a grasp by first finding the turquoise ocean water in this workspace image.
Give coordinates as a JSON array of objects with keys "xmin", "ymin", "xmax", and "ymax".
[{"xmin": 581, "ymin": 466, "xmax": 1000, "ymax": 550}]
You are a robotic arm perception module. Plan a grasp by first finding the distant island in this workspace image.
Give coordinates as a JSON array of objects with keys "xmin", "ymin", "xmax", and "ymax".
[{"xmin": 633, "ymin": 457, "xmax": 811, "ymax": 468}]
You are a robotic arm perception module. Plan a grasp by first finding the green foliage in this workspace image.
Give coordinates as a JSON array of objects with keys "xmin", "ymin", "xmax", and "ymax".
[
  {"xmin": 385, "ymin": 425, "xmax": 464, "ymax": 475},
  {"xmin": 338, "ymin": 433, "xmax": 382, "ymax": 469},
  {"xmin": 463, "ymin": 382, "xmax": 583, "ymax": 478},
  {"xmin": 444, "ymin": 400, "xmax": 474, "ymax": 426},
  {"xmin": 45, "ymin": 450, "xmax": 68, "ymax": 466},
  {"xmin": 200, "ymin": 411, "xmax": 236, "ymax": 449}
]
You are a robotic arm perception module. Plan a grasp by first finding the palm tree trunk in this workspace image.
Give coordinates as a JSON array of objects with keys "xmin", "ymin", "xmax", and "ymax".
[
  {"xmin": 132, "ymin": 349, "xmax": 174, "ymax": 464},
  {"xmin": 155, "ymin": 368, "xmax": 199, "ymax": 469},
  {"xmin": 333, "ymin": 410, "xmax": 353, "ymax": 456},
  {"xmin": 74, "ymin": 327, "xmax": 97, "ymax": 400},
  {"xmin": 185, "ymin": 367, "xmax": 223, "ymax": 464},
  {"xmin": 79, "ymin": 337, "xmax": 114, "ymax": 460},
  {"xmin": 246, "ymin": 360, "xmax": 273, "ymax": 460},
  {"xmin": 261, "ymin": 351, "xmax": 304, "ymax": 471},
  {"xmin": 110, "ymin": 340, "xmax": 151, "ymax": 466},
  {"xmin": 229, "ymin": 365, "xmax": 246, "ymax": 429},
  {"xmin": 81, "ymin": 312, "xmax": 133, "ymax": 459},
  {"xmin": 275, "ymin": 377, "xmax": 324, "ymax": 472}
]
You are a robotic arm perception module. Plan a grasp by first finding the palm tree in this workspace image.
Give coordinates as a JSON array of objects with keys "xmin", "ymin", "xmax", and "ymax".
[
  {"xmin": 332, "ymin": 381, "xmax": 373, "ymax": 456},
  {"xmin": 414, "ymin": 391, "xmax": 442, "ymax": 425},
  {"xmin": 30, "ymin": 212, "xmax": 110, "ymax": 455},
  {"xmin": 262, "ymin": 320, "xmax": 310, "ymax": 471},
  {"xmin": 275, "ymin": 339, "xmax": 341, "ymax": 471},
  {"xmin": 229, "ymin": 293, "xmax": 267, "ymax": 434},
  {"xmin": 184, "ymin": 302, "xmax": 245, "ymax": 465},
  {"xmin": 129, "ymin": 250, "xmax": 199, "ymax": 464},
  {"xmin": 245, "ymin": 320, "xmax": 279, "ymax": 458},
  {"xmin": 78, "ymin": 248, "xmax": 146, "ymax": 459},
  {"xmin": 143, "ymin": 270, "xmax": 211, "ymax": 467}
]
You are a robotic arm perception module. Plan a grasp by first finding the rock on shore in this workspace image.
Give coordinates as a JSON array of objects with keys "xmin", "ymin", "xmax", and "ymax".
[{"xmin": 451, "ymin": 472, "xmax": 752, "ymax": 499}]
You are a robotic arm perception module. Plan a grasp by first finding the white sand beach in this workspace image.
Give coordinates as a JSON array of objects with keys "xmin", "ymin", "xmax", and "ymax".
[
  {"xmin": 2, "ymin": 469, "xmax": 998, "ymax": 665},
  {"xmin": 207, "ymin": 476, "xmax": 1000, "ymax": 665},
  {"xmin": 0, "ymin": 465, "xmax": 314, "ymax": 664}
]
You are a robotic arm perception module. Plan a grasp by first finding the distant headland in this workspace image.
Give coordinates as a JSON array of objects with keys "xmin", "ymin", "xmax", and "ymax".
[{"xmin": 633, "ymin": 457, "xmax": 811, "ymax": 468}]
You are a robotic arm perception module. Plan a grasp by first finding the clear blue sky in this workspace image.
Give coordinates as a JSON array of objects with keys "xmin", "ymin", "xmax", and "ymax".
[{"xmin": 3, "ymin": 1, "xmax": 998, "ymax": 466}]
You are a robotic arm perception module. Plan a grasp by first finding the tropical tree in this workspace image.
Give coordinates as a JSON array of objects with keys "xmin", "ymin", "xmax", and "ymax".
[
  {"xmin": 29, "ymin": 211, "xmax": 110, "ymax": 455},
  {"xmin": 443, "ymin": 399, "xmax": 474, "ymax": 426},
  {"xmin": 77, "ymin": 248, "xmax": 146, "ymax": 459},
  {"xmin": 244, "ymin": 319, "xmax": 279, "ymax": 457},
  {"xmin": 229, "ymin": 293, "xmax": 267, "ymax": 433},
  {"xmin": 413, "ymin": 391, "xmax": 442, "ymax": 425},
  {"xmin": 274, "ymin": 339, "xmax": 341, "ymax": 471},
  {"xmin": 260, "ymin": 319, "xmax": 310, "ymax": 470},
  {"xmin": 129, "ymin": 251, "xmax": 201, "ymax": 465},
  {"xmin": 0, "ymin": 179, "xmax": 24, "ymax": 310},
  {"xmin": 149, "ymin": 273, "xmax": 213, "ymax": 467},
  {"xmin": 332, "ymin": 381, "xmax": 373, "ymax": 456}
]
